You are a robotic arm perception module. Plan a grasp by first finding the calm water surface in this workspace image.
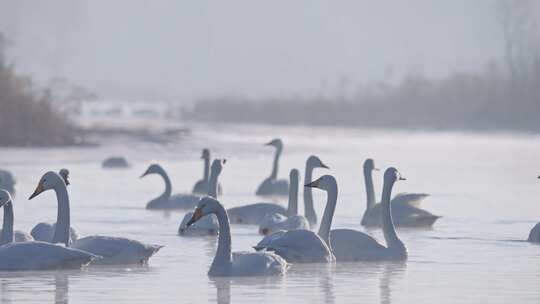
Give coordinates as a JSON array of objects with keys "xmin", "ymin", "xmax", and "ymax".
[{"xmin": 0, "ymin": 124, "xmax": 539, "ymax": 303}]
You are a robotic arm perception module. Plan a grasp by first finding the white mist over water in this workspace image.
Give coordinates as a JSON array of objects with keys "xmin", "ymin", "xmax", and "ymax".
[{"xmin": 0, "ymin": 124, "xmax": 539, "ymax": 303}]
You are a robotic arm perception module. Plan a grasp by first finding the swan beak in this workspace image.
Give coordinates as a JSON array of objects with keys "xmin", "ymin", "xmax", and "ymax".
[
  {"xmin": 305, "ymin": 180, "xmax": 320, "ymax": 188},
  {"xmin": 321, "ymin": 163, "xmax": 329, "ymax": 169},
  {"xmin": 264, "ymin": 141, "xmax": 274, "ymax": 146},
  {"xmin": 28, "ymin": 183, "xmax": 45, "ymax": 200},
  {"xmin": 140, "ymin": 169, "xmax": 151, "ymax": 178},
  {"xmin": 187, "ymin": 208, "xmax": 203, "ymax": 227},
  {"xmin": 399, "ymin": 176, "xmax": 407, "ymax": 181},
  {"xmin": 373, "ymin": 168, "xmax": 380, "ymax": 171}
]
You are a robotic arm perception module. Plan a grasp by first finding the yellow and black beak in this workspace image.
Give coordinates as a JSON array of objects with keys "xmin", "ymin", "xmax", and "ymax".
[
  {"xmin": 140, "ymin": 168, "xmax": 151, "ymax": 179},
  {"xmin": 187, "ymin": 208, "xmax": 204, "ymax": 227},
  {"xmin": 305, "ymin": 180, "xmax": 320, "ymax": 188},
  {"xmin": 399, "ymin": 175, "xmax": 407, "ymax": 181},
  {"xmin": 321, "ymin": 162, "xmax": 330, "ymax": 169},
  {"xmin": 28, "ymin": 182, "xmax": 45, "ymax": 200}
]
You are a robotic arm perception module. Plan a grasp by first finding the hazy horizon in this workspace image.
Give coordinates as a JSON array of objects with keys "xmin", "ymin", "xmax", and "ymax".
[{"xmin": 0, "ymin": 0, "xmax": 507, "ymax": 102}]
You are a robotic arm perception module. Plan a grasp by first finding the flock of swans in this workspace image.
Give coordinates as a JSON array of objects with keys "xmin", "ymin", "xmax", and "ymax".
[{"xmin": 0, "ymin": 137, "xmax": 538, "ymax": 277}]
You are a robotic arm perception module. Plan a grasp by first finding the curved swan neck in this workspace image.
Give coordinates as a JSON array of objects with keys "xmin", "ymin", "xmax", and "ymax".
[
  {"xmin": 287, "ymin": 171, "xmax": 299, "ymax": 216},
  {"xmin": 381, "ymin": 179, "xmax": 402, "ymax": 249},
  {"xmin": 208, "ymin": 165, "xmax": 221, "ymax": 198},
  {"xmin": 304, "ymin": 164, "xmax": 317, "ymax": 227},
  {"xmin": 270, "ymin": 145, "xmax": 282, "ymax": 179},
  {"xmin": 317, "ymin": 179, "xmax": 338, "ymax": 249},
  {"xmin": 212, "ymin": 205, "xmax": 232, "ymax": 269},
  {"xmin": 203, "ymin": 155, "xmax": 210, "ymax": 181},
  {"xmin": 1, "ymin": 202, "xmax": 14, "ymax": 245},
  {"xmin": 364, "ymin": 166, "xmax": 376, "ymax": 210},
  {"xmin": 52, "ymin": 182, "xmax": 71, "ymax": 246},
  {"xmin": 157, "ymin": 167, "xmax": 172, "ymax": 200}
]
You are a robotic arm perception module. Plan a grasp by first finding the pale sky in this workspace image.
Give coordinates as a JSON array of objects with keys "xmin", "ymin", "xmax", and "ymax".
[{"xmin": 0, "ymin": 0, "xmax": 505, "ymax": 102}]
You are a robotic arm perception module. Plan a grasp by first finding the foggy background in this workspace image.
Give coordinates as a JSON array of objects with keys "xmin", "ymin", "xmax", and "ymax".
[{"xmin": 0, "ymin": 0, "xmax": 505, "ymax": 102}]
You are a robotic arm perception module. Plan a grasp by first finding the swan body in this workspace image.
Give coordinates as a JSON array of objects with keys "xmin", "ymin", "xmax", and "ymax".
[
  {"xmin": 0, "ymin": 230, "xmax": 33, "ymax": 243},
  {"xmin": 179, "ymin": 159, "xmax": 224, "ymax": 236},
  {"xmin": 0, "ymin": 190, "xmax": 97, "ymax": 271},
  {"xmin": 258, "ymin": 169, "xmax": 309, "ymax": 235},
  {"xmin": 256, "ymin": 139, "xmax": 289, "ymax": 196},
  {"xmin": 360, "ymin": 159, "xmax": 440, "ymax": 228},
  {"xmin": 71, "ymin": 236, "xmax": 162, "ymax": 265},
  {"xmin": 0, "ymin": 169, "xmax": 16, "ymax": 196},
  {"xmin": 303, "ymin": 156, "xmax": 330, "ymax": 227},
  {"xmin": 227, "ymin": 203, "xmax": 287, "ymax": 225},
  {"xmin": 141, "ymin": 164, "xmax": 200, "ymax": 210},
  {"xmin": 253, "ymin": 175, "xmax": 339, "ymax": 263},
  {"xmin": 29, "ymin": 171, "xmax": 162, "ymax": 265},
  {"xmin": 187, "ymin": 197, "xmax": 288, "ymax": 276},
  {"xmin": 192, "ymin": 148, "xmax": 223, "ymax": 195},
  {"xmin": 529, "ymin": 223, "xmax": 540, "ymax": 243},
  {"xmin": 331, "ymin": 168, "xmax": 408, "ymax": 262},
  {"xmin": 102, "ymin": 156, "xmax": 130, "ymax": 168},
  {"xmin": 0, "ymin": 196, "xmax": 33, "ymax": 245}
]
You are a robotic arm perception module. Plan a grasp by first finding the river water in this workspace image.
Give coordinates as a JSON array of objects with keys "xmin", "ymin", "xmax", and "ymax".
[{"xmin": 0, "ymin": 124, "xmax": 539, "ymax": 303}]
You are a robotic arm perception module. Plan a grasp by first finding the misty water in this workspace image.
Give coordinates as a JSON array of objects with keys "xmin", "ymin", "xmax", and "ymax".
[{"xmin": 1, "ymin": 124, "xmax": 539, "ymax": 303}]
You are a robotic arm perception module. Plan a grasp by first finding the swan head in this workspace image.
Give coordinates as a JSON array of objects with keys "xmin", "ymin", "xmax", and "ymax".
[
  {"xmin": 59, "ymin": 168, "xmax": 70, "ymax": 186},
  {"xmin": 186, "ymin": 197, "xmax": 220, "ymax": 226},
  {"xmin": 140, "ymin": 164, "xmax": 164, "ymax": 178},
  {"xmin": 265, "ymin": 138, "xmax": 283, "ymax": 149},
  {"xmin": 289, "ymin": 168, "xmax": 299, "ymax": 182},
  {"xmin": 307, "ymin": 155, "xmax": 329, "ymax": 169},
  {"xmin": 0, "ymin": 189, "xmax": 11, "ymax": 208},
  {"xmin": 363, "ymin": 159, "xmax": 379, "ymax": 172},
  {"xmin": 29, "ymin": 171, "xmax": 65, "ymax": 200},
  {"xmin": 210, "ymin": 159, "xmax": 226, "ymax": 176},
  {"xmin": 384, "ymin": 167, "xmax": 406, "ymax": 184},
  {"xmin": 305, "ymin": 174, "xmax": 337, "ymax": 191},
  {"xmin": 201, "ymin": 148, "xmax": 210, "ymax": 160}
]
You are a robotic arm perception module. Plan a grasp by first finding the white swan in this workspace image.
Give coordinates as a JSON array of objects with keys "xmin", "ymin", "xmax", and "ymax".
[
  {"xmin": 186, "ymin": 197, "xmax": 288, "ymax": 276},
  {"xmin": 255, "ymin": 138, "xmax": 289, "ymax": 196},
  {"xmin": 360, "ymin": 159, "xmax": 440, "ymax": 228},
  {"xmin": 0, "ymin": 193, "xmax": 33, "ymax": 245},
  {"xmin": 0, "ymin": 169, "xmax": 16, "ymax": 196},
  {"xmin": 303, "ymin": 155, "xmax": 330, "ymax": 227},
  {"xmin": 141, "ymin": 163, "xmax": 200, "ymax": 210},
  {"xmin": 528, "ymin": 176, "xmax": 540, "ymax": 243},
  {"xmin": 29, "ymin": 171, "xmax": 163, "ymax": 265},
  {"xmin": 330, "ymin": 167, "xmax": 408, "ymax": 261},
  {"xmin": 0, "ymin": 190, "xmax": 98, "ymax": 271},
  {"xmin": 227, "ymin": 203, "xmax": 286, "ymax": 225},
  {"xmin": 30, "ymin": 169, "xmax": 78, "ymax": 243},
  {"xmin": 102, "ymin": 156, "xmax": 130, "ymax": 168},
  {"xmin": 192, "ymin": 149, "xmax": 223, "ymax": 195},
  {"xmin": 253, "ymin": 175, "xmax": 338, "ymax": 263},
  {"xmin": 178, "ymin": 159, "xmax": 224, "ymax": 236},
  {"xmin": 258, "ymin": 169, "xmax": 309, "ymax": 235}
]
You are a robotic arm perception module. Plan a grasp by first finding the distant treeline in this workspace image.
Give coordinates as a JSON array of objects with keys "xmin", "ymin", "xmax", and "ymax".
[
  {"xmin": 0, "ymin": 33, "xmax": 77, "ymax": 146},
  {"xmin": 186, "ymin": 64, "xmax": 540, "ymax": 132}
]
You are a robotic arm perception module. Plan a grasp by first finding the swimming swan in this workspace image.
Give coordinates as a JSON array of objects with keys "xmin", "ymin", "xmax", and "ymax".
[
  {"xmin": 102, "ymin": 156, "xmax": 130, "ymax": 168},
  {"xmin": 253, "ymin": 175, "xmax": 338, "ymax": 263},
  {"xmin": 360, "ymin": 159, "xmax": 440, "ymax": 228},
  {"xmin": 528, "ymin": 176, "xmax": 540, "ymax": 243},
  {"xmin": 0, "ymin": 193, "xmax": 33, "ymax": 245},
  {"xmin": 30, "ymin": 169, "xmax": 78, "ymax": 243},
  {"xmin": 0, "ymin": 190, "xmax": 98, "ymax": 271},
  {"xmin": 0, "ymin": 169, "xmax": 16, "ymax": 196},
  {"xmin": 141, "ymin": 163, "xmax": 200, "ymax": 210},
  {"xmin": 303, "ymin": 156, "xmax": 330, "ymax": 227},
  {"xmin": 192, "ymin": 148, "xmax": 223, "ymax": 195},
  {"xmin": 330, "ymin": 167, "xmax": 408, "ymax": 261},
  {"xmin": 258, "ymin": 169, "xmax": 309, "ymax": 235},
  {"xmin": 186, "ymin": 197, "xmax": 288, "ymax": 276},
  {"xmin": 29, "ymin": 171, "xmax": 163, "ymax": 265},
  {"xmin": 179, "ymin": 159, "xmax": 224, "ymax": 236},
  {"xmin": 255, "ymin": 139, "xmax": 289, "ymax": 196}
]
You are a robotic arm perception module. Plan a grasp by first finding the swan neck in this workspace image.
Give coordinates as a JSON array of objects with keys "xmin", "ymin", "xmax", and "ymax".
[
  {"xmin": 381, "ymin": 179, "xmax": 402, "ymax": 249},
  {"xmin": 1, "ymin": 202, "xmax": 14, "ymax": 245},
  {"xmin": 364, "ymin": 167, "xmax": 376, "ymax": 210},
  {"xmin": 158, "ymin": 168, "xmax": 172, "ymax": 200},
  {"xmin": 52, "ymin": 182, "xmax": 71, "ymax": 246},
  {"xmin": 212, "ymin": 205, "xmax": 232, "ymax": 269},
  {"xmin": 208, "ymin": 167, "xmax": 220, "ymax": 198},
  {"xmin": 303, "ymin": 165, "xmax": 317, "ymax": 227},
  {"xmin": 203, "ymin": 156, "xmax": 210, "ymax": 181},
  {"xmin": 270, "ymin": 146, "xmax": 281, "ymax": 179},
  {"xmin": 287, "ymin": 173, "xmax": 299, "ymax": 216},
  {"xmin": 317, "ymin": 180, "xmax": 338, "ymax": 249}
]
